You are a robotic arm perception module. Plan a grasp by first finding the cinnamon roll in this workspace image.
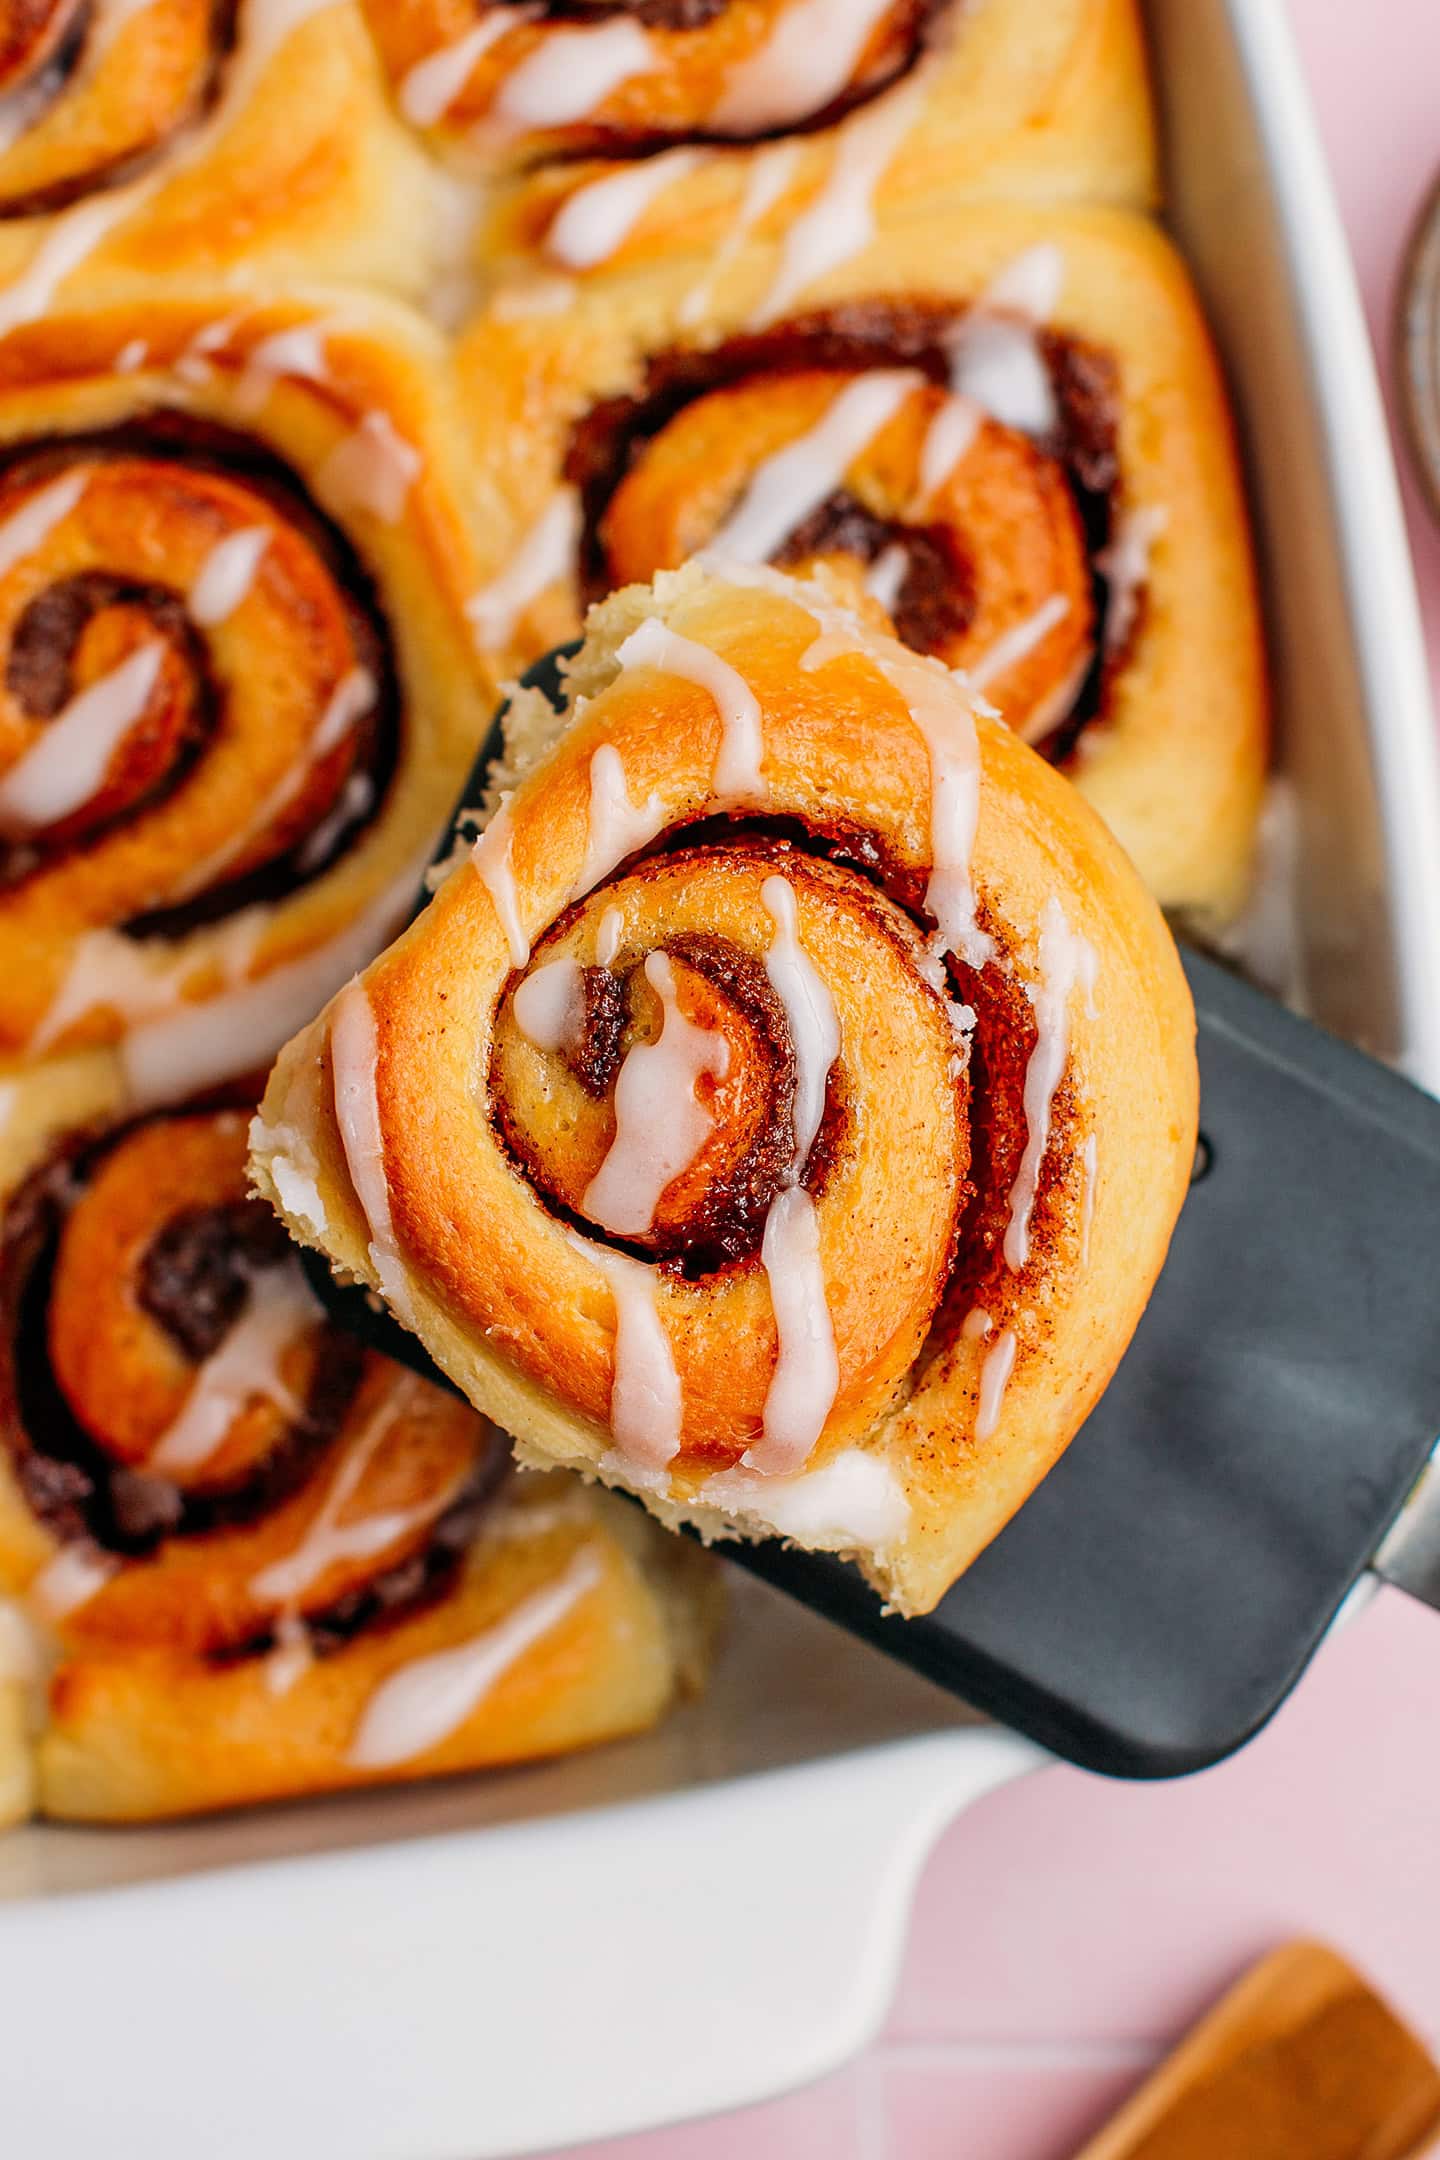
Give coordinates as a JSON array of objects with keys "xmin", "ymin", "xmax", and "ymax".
[
  {"xmin": 0, "ymin": 289, "xmax": 491, "ymax": 1193},
  {"xmin": 252, "ymin": 563, "xmax": 1198, "ymax": 1618},
  {"xmin": 398, "ymin": 0, "xmax": 1154, "ymax": 279},
  {"xmin": 0, "ymin": 1097, "xmax": 714, "ymax": 1821},
  {"xmin": 0, "ymin": 0, "xmax": 438, "ymax": 319},
  {"xmin": 457, "ymin": 203, "xmax": 1267, "ymax": 927}
]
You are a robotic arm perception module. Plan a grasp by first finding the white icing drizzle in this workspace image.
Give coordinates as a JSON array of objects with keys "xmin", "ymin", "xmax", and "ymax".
[
  {"xmin": 752, "ymin": 73, "xmax": 923, "ymax": 328},
  {"xmin": 583, "ymin": 950, "xmax": 728, "ymax": 1235},
  {"xmin": 465, "ymin": 488, "xmax": 579, "ymax": 649},
  {"xmin": 1096, "ymin": 504, "xmax": 1169, "ymax": 653},
  {"xmin": 169, "ymin": 664, "xmax": 374, "ymax": 899},
  {"xmin": 616, "ymin": 615, "xmax": 763, "ymax": 800},
  {"xmin": 173, "ymin": 314, "xmax": 240, "ymax": 387},
  {"xmin": 251, "ymin": 1116, "xmax": 328, "ymax": 1237},
  {"xmin": 961, "ymin": 1304, "xmax": 992, "ymax": 1340},
  {"xmin": 947, "ymin": 245, "xmax": 1065, "ymax": 438},
  {"xmin": 318, "ymin": 411, "xmax": 422, "ymax": 524},
  {"xmin": 572, "ymin": 742, "xmax": 667, "ymax": 899},
  {"xmin": 0, "ymin": 471, "xmax": 87, "ymax": 577},
  {"xmin": 0, "ymin": 641, "xmax": 163, "ymax": 837},
  {"xmin": 233, "ymin": 318, "xmax": 340, "ymax": 417},
  {"xmin": 547, "ymin": 148, "xmax": 701, "ymax": 270},
  {"xmin": 709, "ymin": 369, "xmax": 920, "ymax": 564},
  {"xmin": 761, "ymin": 875, "xmax": 838, "ymax": 1166},
  {"xmin": 115, "ymin": 337, "xmax": 148, "ymax": 372},
  {"xmin": 596, "ymin": 905, "xmax": 624, "ymax": 968},
  {"xmin": 247, "ymin": 322, "xmax": 331, "ymax": 380},
  {"xmin": 574, "ymin": 1238, "xmax": 682, "ymax": 1474},
  {"xmin": 471, "ymin": 792, "xmax": 530, "ymax": 968},
  {"xmin": 975, "ymin": 1326, "xmax": 1017, "ymax": 1441},
  {"xmin": 147, "ymin": 1263, "xmax": 321, "ymax": 1473},
  {"xmin": 251, "ymin": 1373, "xmax": 445, "ymax": 1605},
  {"xmin": 1079, "ymin": 1130, "xmax": 1097, "ymax": 1269},
  {"xmin": 31, "ymin": 1543, "xmax": 117, "ymax": 1620},
  {"xmin": 0, "ymin": 184, "xmax": 153, "ymax": 338},
  {"xmin": 969, "ymin": 593, "xmax": 1070, "ymax": 694},
  {"xmin": 743, "ymin": 1184, "xmax": 839, "ymax": 1476},
  {"xmin": 700, "ymin": 1446, "xmax": 907, "ymax": 1548},
  {"xmin": 189, "ymin": 526, "xmax": 270, "ymax": 625},
  {"xmin": 490, "ymin": 19, "xmax": 653, "ymax": 130},
  {"xmin": 984, "ymin": 244, "xmax": 1065, "ymax": 319},
  {"xmin": 399, "ymin": 10, "xmax": 519, "ymax": 125},
  {"xmin": 709, "ymin": 562, "xmax": 993, "ymax": 976},
  {"xmin": 710, "ymin": 0, "xmax": 898, "ymax": 133},
  {"xmin": 1004, "ymin": 896, "xmax": 1097, "ymax": 1271},
  {"xmin": 864, "ymin": 540, "xmax": 909, "ymax": 615},
  {"xmin": 314, "ymin": 667, "xmax": 377, "ymax": 755},
  {"xmin": 293, "ymin": 769, "xmax": 374, "ymax": 875},
  {"xmin": 103, "ymin": 855, "xmax": 422, "ymax": 1111},
  {"xmin": 347, "ymin": 1547, "xmax": 604, "ymax": 1770},
  {"xmin": 263, "ymin": 1612, "xmax": 313, "ymax": 1697},
  {"xmin": 679, "ymin": 142, "xmax": 798, "ymax": 329},
  {"xmin": 32, "ymin": 907, "xmax": 253, "ymax": 1055},
  {"xmin": 883, "ymin": 647, "xmax": 993, "ymax": 972},
  {"xmin": 1014, "ymin": 646, "xmax": 1092, "ymax": 749},
  {"xmin": 330, "ymin": 977, "xmax": 419, "ymax": 1327},
  {"xmin": 917, "ymin": 393, "xmax": 982, "ymax": 501},
  {"xmin": 804, "ymin": 623, "xmax": 992, "ymax": 970},
  {"xmin": 513, "ymin": 954, "xmax": 584, "ymax": 1054}
]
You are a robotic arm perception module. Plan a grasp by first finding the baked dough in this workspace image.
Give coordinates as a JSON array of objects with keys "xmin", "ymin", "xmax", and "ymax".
[
  {"xmin": 455, "ymin": 201, "xmax": 1267, "ymax": 927},
  {"xmin": 253, "ymin": 562, "xmax": 1198, "ymax": 1616}
]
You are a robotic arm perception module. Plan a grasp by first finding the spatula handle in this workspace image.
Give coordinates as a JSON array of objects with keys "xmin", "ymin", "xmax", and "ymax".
[{"xmin": 1374, "ymin": 1451, "xmax": 1440, "ymax": 1612}]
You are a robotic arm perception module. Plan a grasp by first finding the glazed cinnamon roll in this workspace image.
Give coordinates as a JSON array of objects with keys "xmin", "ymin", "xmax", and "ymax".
[
  {"xmin": 0, "ymin": 0, "xmax": 438, "ymax": 317},
  {"xmin": 474, "ymin": 0, "xmax": 1155, "ymax": 285},
  {"xmin": 0, "ymin": 289, "xmax": 491, "ymax": 1192},
  {"xmin": 457, "ymin": 203, "xmax": 1266, "ymax": 927},
  {"xmin": 253, "ymin": 563, "xmax": 1198, "ymax": 1618},
  {"xmin": 0, "ymin": 1097, "xmax": 714, "ymax": 1821}
]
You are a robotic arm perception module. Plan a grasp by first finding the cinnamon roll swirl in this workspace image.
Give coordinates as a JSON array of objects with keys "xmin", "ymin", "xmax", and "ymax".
[
  {"xmin": 253, "ymin": 563, "xmax": 1198, "ymax": 1618},
  {"xmin": 0, "ymin": 290, "xmax": 491, "ymax": 1191},
  {"xmin": 457, "ymin": 203, "xmax": 1266, "ymax": 926},
  {"xmin": 0, "ymin": 0, "xmax": 438, "ymax": 318},
  {"xmin": 474, "ymin": 0, "xmax": 1155, "ymax": 284},
  {"xmin": 0, "ymin": 1097, "xmax": 714, "ymax": 1821}
]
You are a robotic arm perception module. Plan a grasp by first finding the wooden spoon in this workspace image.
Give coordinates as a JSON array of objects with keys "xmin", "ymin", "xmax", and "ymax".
[{"xmin": 1075, "ymin": 1942, "xmax": 1440, "ymax": 2160}]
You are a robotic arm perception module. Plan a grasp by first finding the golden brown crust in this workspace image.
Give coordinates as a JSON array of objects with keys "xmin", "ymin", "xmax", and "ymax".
[
  {"xmin": 454, "ymin": 202, "xmax": 1268, "ymax": 928},
  {"xmin": 254, "ymin": 564, "xmax": 1198, "ymax": 1616},
  {"xmin": 476, "ymin": 0, "xmax": 1157, "ymax": 281}
]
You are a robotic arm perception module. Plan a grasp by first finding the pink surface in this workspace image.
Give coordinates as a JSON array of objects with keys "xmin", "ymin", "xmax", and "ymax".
[{"xmin": 553, "ymin": 3, "xmax": 1440, "ymax": 2153}]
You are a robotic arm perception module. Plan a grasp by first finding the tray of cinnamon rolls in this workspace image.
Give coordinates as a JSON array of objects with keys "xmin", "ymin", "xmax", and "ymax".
[{"xmin": 3, "ymin": 2, "xmax": 1440, "ymax": 2156}]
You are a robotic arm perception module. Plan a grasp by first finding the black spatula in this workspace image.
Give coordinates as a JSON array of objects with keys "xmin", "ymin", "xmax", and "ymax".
[{"xmin": 300, "ymin": 653, "xmax": 1440, "ymax": 1779}]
